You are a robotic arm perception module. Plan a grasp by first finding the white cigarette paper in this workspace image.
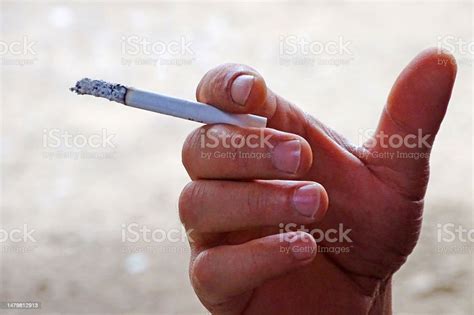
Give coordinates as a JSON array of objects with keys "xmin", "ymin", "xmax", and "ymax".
[{"xmin": 70, "ymin": 78, "xmax": 267, "ymax": 128}]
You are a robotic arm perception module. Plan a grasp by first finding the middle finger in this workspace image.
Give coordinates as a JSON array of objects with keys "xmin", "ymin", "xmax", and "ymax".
[{"xmin": 182, "ymin": 124, "xmax": 313, "ymax": 180}]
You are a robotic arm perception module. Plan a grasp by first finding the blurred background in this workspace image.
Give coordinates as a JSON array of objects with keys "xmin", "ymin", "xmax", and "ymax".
[{"xmin": 0, "ymin": 1, "xmax": 472, "ymax": 314}]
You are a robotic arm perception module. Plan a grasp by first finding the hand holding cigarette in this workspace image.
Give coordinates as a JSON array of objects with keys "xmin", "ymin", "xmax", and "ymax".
[{"xmin": 178, "ymin": 48, "xmax": 457, "ymax": 314}]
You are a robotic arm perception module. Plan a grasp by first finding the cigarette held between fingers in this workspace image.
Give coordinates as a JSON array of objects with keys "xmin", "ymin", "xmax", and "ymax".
[{"xmin": 70, "ymin": 78, "xmax": 267, "ymax": 128}]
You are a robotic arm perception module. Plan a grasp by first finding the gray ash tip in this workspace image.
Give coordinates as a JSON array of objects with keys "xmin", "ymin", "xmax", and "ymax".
[{"xmin": 70, "ymin": 78, "xmax": 127, "ymax": 104}]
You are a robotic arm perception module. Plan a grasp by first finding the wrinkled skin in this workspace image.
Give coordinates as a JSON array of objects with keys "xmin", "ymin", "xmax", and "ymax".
[{"xmin": 178, "ymin": 48, "xmax": 457, "ymax": 314}]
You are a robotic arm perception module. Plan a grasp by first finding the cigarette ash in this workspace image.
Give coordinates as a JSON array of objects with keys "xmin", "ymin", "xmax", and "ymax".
[{"xmin": 70, "ymin": 78, "xmax": 127, "ymax": 104}]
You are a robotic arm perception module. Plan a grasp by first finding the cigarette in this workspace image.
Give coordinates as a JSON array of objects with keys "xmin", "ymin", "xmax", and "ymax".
[{"xmin": 70, "ymin": 78, "xmax": 267, "ymax": 128}]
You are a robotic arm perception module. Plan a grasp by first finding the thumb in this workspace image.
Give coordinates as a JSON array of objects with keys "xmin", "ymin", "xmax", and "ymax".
[{"xmin": 365, "ymin": 48, "xmax": 457, "ymax": 200}]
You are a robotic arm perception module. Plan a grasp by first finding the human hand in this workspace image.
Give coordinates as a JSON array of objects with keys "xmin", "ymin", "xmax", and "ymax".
[{"xmin": 179, "ymin": 48, "xmax": 457, "ymax": 314}]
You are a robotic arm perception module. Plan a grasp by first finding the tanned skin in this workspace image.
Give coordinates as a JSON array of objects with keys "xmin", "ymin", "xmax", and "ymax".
[{"xmin": 178, "ymin": 48, "xmax": 457, "ymax": 314}]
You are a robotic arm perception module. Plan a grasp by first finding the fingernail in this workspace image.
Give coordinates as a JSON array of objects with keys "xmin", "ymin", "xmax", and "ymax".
[
  {"xmin": 231, "ymin": 74, "xmax": 254, "ymax": 106},
  {"xmin": 272, "ymin": 140, "xmax": 301, "ymax": 174},
  {"xmin": 289, "ymin": 233, "xmax": 317, "ymax": 261},
  {"xmin": 293, "ymin": 184, "xmax": 321, "ymax": 218}
]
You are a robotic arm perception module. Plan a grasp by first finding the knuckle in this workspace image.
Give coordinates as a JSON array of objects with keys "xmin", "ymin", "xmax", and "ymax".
[
  {"xmin": 295, "ymin": 137, "xmax": 313, "ymax": 175},
  {"xmin": 178, "ymin": 181, "xmax": 204, "ymax": 228},
  {"xmin": 197, "ymin": 64, "xmax": 232, "ymax": 102},
  {"xmin": 191, "ymin": 250, "xmax": 216, "ymax": 295},
  {"xmin": 198, "ymin": 63, "xmax": 260, "ymax": 104},
  {"xmin": 246, "ymin": 245, "xmax": 262, "ymax": 275},
  {"xmin": 245, "ymin": 186, "xmax": 267, "ymax": 220},
  {"xmin": 181, "ymin": 127, "xmax": 203, "ymax": 175},
  {"xmin": 178, "ymin": 182, "xmax": 195, "ymax": 225}
]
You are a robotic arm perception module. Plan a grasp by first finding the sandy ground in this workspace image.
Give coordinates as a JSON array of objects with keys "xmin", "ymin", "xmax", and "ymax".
[{"xmin": 1, "ymin": 1, "xmax": 473, "ymax": 314}]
